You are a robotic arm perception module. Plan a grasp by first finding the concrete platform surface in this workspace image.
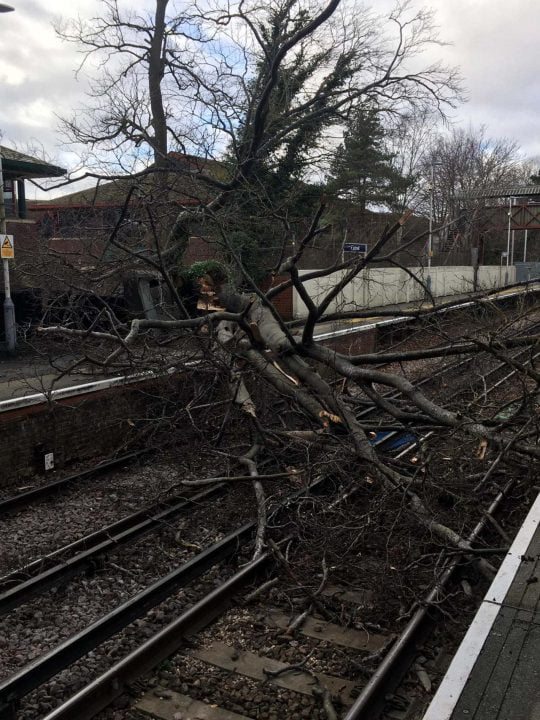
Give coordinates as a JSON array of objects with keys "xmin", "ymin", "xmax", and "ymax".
[
  {"xmin": 424, "ymin": 492, "xmax": 540, "ymax": 720},
  {"xmin": 0, "ymin": 353, "xmax": 91, "ymax": 401}
]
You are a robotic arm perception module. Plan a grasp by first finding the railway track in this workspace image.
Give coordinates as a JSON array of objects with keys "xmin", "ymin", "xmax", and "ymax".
[
  {"xmin": 1, "ymin": 379, "xmax": 533, "ymax": 719},
  {"xmin": 1, "ymin": 310, "xmax": 538, "ymax": 720},
  {"xmin": 0, "ymin": 449, "xmax": 152, "ymax": 516},
  {"xmin": 0, "ymin": 475, "xmax": 336, "ymax": 720},
  {"xmin": 27, "ymin": 467, "xmax": 523, "ymax": 720},
  {"xmin": 0, "ymin": 484, "xmax": 227, "ymax": 615},
  {"xmin": 0, "ymin": 335, "xmax": 521, "ymax": 617},
  {"xmin": 357, "ymin": 317, "xmax": 540, "ymax": 456}
]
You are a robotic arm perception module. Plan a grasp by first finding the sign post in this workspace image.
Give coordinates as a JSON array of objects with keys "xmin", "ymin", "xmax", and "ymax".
[{"xmin": 0, "ymin": 152, "xmax": 16, "ymax": 353}]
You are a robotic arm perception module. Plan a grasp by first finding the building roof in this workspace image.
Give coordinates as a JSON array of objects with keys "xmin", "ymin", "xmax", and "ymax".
[
  {"xmin": 0, "ymin": 146, "xmax": 66, "ymax": 178},
  {"xmin": 458, "ymin": 185, "xmax": 540, "ymax": 201},
  {"xmin": 31, "ymin": 178, "xmax": 140, "ymax": 208},
  {"xmin": 30, "ymin": 153, "xmax": 227, "ymax": 210}
]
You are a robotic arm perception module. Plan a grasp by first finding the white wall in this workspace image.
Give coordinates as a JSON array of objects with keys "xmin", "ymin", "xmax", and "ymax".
[{"xmin": 293, "ymin": 265, "xmax": 517, "ymax": 319}]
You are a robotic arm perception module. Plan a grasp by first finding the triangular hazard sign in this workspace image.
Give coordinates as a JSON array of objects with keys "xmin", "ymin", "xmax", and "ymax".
[{"xmin": 2, "ymin": 237, "xmax": 12, "ymax": 249}]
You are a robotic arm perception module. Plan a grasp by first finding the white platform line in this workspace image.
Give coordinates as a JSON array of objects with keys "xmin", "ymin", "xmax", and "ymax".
[
  {"xmin": 0, "ymin": 366, "xmax": 183, "ymax": 414},
  {"xmin": 313, "ymin": 285, "xmax": 537, "ymax": 341},
  {"xmin": 1, "ymin": 284, "xmax": 536, "ymax": 414},
  {"xmin": 423, "ymin": 491, "xmax": 540, "ymax": 720}
]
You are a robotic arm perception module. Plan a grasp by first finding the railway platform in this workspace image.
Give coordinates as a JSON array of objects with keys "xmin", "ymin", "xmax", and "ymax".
[
  {"xmin": 311, "ymin": 280, "xmax": 540, "ymax": 342},
  {"xmin": 423, "ymin": 491, "xmax": 540, "ymax": 720},
  {"xmin": 0, "ymin": 280, "xmax": 537, "ymax": 403}
]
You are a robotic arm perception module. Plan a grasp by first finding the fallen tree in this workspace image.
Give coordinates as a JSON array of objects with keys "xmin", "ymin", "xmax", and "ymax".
[
  {"xmin": 35, "ymin": 0, "xmax": 539, "ymax": 594},
  {"xmin": 38, "ymin": 198, "xmax": 540, "ymax": 573}
]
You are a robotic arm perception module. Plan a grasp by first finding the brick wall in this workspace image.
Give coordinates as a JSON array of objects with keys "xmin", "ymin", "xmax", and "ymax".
[
  {"xmin": 0, "ymin": 373, "xmax": 198, "ymax": 489},
  {"xmin": 260, "ymin": 275, "xmax": 293, "ymax": 320},
  {"xmin": 319, "ymin": 328, "xmax": 376, "ymax": 354}
]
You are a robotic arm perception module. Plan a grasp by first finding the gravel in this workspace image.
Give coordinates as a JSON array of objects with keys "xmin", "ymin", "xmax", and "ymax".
[
  {"xmin": 0, "ymin": 450, "xmax": 298, "ymax": 720},
  {"xmin": 0, "ymin": 452, "xmax": 229, "ymax": 576},
  {"xmin": 2, "ymin": 304, "xmax": 539, "ymax": 720}
]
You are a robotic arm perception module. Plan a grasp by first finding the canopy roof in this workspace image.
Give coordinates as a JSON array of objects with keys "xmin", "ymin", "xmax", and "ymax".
[
  {"xmin": 458, "ymin": 184, "xmax": 540, "ymax": 201},
  {"xmin": 0, "ymin": 146, "xmax": 66, "ymax": 179}
]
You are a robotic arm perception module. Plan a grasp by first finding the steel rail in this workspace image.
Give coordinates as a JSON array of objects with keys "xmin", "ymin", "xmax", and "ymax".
[
  {"xmin": 343, "ymin": 477, "xmax": 516, "ymax": 720},
  {"xmin": 373, "ymin": 340, "xmax": 540, "ymax": 454},
  {"xmin": 0, "ymin": 476, "xmax": 328, "ymax": 717},
  {"xmin": 0, "ymin": 452, "xmax": 279, "ymax": 605},
  {"xmin": 344, "ymin": 346, "xmax": 540, "ymax": 716},
  {"xmin": 0, "ymin": 483, "xmax": 227, "ymax": 615},
  {"xmin": 36, "ymin": 467, "xmax": 523, "ymax": 720},
  {"xmin": 0, "ymin": 448, "xmax": 152, "ymax": 516},
  {"xmin": 356, "ymin": 314, "xmax": 540, "ymax": 436},
  {"xmin": 356, "ymin": 350, "xmax": 479, "ymax": 420},
  {"xmin": 0, "ymin": 521, "xmax": 255, "ymax": 716},
  {"xmin": 1, "ymin": 292, "xmax": 536, "ymax": 717},
  {"xmin": 1, "ymin": 345, "xmax": 530, "ymax": 717},
  {"xmin": 0, "ymin": 399, "xmax": 244, "ymax": 517},
  {"xmin": 358, "ymin": 344, "xmax": 503, "ymax": 447},
  {"xmin": 40, "ymin": 549, "xmax": 274, "ymax": 720}
]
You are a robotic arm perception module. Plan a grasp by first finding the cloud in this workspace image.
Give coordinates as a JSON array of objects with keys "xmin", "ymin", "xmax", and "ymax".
[
  {"xmin": 429, "ymin": 0, "xmax": 540, "ymax": 152},
  {"xmin": 2, "ymin": 0, "xmax": 540, "ymax": 199}
]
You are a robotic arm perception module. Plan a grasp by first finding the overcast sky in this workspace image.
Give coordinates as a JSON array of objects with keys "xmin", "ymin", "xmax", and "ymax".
[{"xmin": 1, "ymin": 0, "xmax": 539, "ymax": 199}]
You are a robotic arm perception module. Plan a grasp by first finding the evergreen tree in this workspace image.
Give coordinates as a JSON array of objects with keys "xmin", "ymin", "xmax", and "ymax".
[
  {"xmin": 222, "ymin": 3, "xmax": 353, "ymax": 281},
  {"xmin": 328, "ymin": 107, "xmax": 410, "ymax": 212}
]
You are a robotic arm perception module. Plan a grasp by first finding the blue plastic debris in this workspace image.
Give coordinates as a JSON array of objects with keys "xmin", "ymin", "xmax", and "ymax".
[{"xmin": 370, "ymin": 431, "xmax": 416, "ymax": 450}]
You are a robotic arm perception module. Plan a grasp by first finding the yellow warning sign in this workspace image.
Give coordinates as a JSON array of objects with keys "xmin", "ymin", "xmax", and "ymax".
[{"xmin": 0, "ymin": 234, "xmax": 14, "ymax": 259}]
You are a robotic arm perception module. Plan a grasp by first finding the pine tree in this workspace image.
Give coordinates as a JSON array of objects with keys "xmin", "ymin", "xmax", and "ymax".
[{"xmin": 329, "ymin": 107, "xmax": 410, "ymax": 212}]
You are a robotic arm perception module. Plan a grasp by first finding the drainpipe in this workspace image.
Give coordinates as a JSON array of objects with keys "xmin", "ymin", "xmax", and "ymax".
[
  {"xmin": 510, "ymin": 228, "xmax": 515, "ymax": 266},
  {"xmin": 17, "ymin": 179, "xmax": 26, "ymax": 219}
]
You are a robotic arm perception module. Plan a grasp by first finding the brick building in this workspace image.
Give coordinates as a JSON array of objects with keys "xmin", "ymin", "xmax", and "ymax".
[
  {"xmin": 20, "ymin": 153, "xmax": 434, "ymax": 323},
  {"xmin": 25, "ymin": 154, "xmax": 234, "ymax": 320}
]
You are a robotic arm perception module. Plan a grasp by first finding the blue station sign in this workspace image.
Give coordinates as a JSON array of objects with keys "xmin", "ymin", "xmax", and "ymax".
[{"xmin": 343, "ymin": 242, "xmax": 368, "ymax": 253}]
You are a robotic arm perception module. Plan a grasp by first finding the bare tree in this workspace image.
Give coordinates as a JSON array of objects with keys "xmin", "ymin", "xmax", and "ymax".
[
  {"xmin": 419, "ymin": 125, "xmax": 524, "ymax": 224},
  {"xmin": 54, "ymin": 0, "xmax": 462, "ymax": 228},
  {"xmin": 384, "ymin": 107, "xmax": 438, "ymax": 213},
  {"xmin": 35, "ymin": 0, "xmax": 540, "ymax": 578}
]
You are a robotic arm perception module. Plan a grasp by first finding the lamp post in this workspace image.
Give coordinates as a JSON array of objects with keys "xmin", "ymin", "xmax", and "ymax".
[
  {"xmin": 428, "ymin": 162, "xmax": 442, "ymax": 269},
  {"xmin": 506, "ymin": 197, "xmax": 514, "ymax": 268},
  {"xmin": 0, "ymin": 3, "xmax": 16, "ymax": 352},
  {"xmin": 0, "ymin": 155, "xmax": 16, "ymax": 353}
]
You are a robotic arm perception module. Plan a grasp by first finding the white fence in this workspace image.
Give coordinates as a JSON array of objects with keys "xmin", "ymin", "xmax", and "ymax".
[{"xmin": 293, "ymin": 265, "xmax": 517, "ymax": 319}]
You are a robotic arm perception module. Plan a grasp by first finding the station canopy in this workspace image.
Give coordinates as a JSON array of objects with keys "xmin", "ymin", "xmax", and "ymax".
[
  {"xmin": 0, "ymin": 146, "xmax": 65, "ymax": 179},
  {"xmin": 458, "ymin": 184, "xmax": 540, "ymax": 202}
]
